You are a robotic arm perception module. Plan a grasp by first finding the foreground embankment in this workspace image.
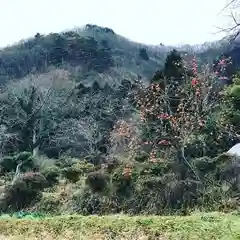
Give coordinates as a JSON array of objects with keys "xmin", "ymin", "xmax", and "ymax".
[{"xmin": 0, "ymin": 212, "xmax": 240, "ymax": 239}]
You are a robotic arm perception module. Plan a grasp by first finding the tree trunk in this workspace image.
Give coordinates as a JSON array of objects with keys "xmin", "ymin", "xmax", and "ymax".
[
  {"xmin": 32, "ymin": 128, "xmax": 39, "ymax": 158},
  {"xmin": 11, "ymin": 162, "xmax": 23, "ymax": 185}
]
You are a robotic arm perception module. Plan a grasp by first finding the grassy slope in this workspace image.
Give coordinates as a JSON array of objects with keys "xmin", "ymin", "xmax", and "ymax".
[{"xmin": 1, "ymin": 212, "xmax": 240, "ymax": 239}]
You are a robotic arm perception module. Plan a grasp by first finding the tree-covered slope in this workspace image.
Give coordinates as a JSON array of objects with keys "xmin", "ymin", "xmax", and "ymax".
[
  {"xmin": 0, "ymin": 23, "xmax": 233, "ymax": 88},
  {"xmin": 0, "ymin": 24, "xmax": 170, "ymax": 86}
]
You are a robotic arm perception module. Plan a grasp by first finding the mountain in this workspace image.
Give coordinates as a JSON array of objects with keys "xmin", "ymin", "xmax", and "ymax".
[
  {"xmin": 0, "ymin": 24, "xmax": 172, "ymax": 87},
  {"xmin": 0, "ymin": 24, "xmax": 230, "ymax": 87}
]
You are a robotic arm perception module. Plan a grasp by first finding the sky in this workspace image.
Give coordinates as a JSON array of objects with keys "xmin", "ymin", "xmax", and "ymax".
[{"xmin": 0, "ymin": 0, "xmax": 234, "ymax": 47}]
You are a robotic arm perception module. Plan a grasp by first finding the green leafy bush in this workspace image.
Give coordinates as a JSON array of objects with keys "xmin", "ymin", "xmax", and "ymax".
[
  {"xmin": 112, "ymin": 166, "xmax": 136, "ymax": 198},
  {"xmin": 134, "ymin": 150, "xmax": 149, "ymax": 162},
  {"xmin": 229, "ymin": 85, "xmax": 240, "ymax": 99},
  {"xmin": 0, "ymin": 152, "xmax": 34, "ymax": 173},
  {"xmin": 73, "ymin": 189, "xmax": 119, "ymax": 215},
  {"xmin": 0, "ymin": 156, "xmax": 16, "ymax": 173},
  {"xmin": 34, "ymin": 193, "xmax": 61, "ymax": 214},
  {"xmin": 41, "ymin": 166, "xmax": 60, "ymax": 187},
  {"xmin": 62, "ymin": 166, "xmax": 82, "ymax": 183},
  {"xmin": 61, "ymin": 161, "xmax": 95, "ymax": 183}
]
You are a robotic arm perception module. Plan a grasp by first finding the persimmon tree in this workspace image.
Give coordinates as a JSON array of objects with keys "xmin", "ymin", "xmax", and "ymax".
[
  {"xmin": 128, "ymin": 52, "xmax": 236, "ymax": 179},
  {"xmin": 103, "ymin": 50, "xmax": 237, "ymax": 179}
]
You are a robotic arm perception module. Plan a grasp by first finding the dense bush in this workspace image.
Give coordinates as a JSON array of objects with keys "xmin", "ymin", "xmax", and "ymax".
[
  {"xmin": 71, "ymin": 155, "xmax": 240, "ymax": 215},
  {"xmin": 0, "ymin": 152, "xmax": 34, "ymax": 174},
  {"xmin": 61, "ymin": 161, "xmax": 95, "ymax": 183},
  {"xmin": 41, "ymin": 166, "xmax": 60, "ymax": 187},
  {"xmin": 85, "ymin": 171, "xmax": 109, "ymax": 193},
  {"xmin": 73, "ymin": 189, "xmax": 119, "ymax": 215},
  {"xmin": 134, "ymin": 150, "xmax": 149, "ymax": 162},
  {"xmin": 0, "ymin": 172, "xmax": 46, "ymax": 212},
  {"xmin": 222, "ymin": 75, "xmax": 240, "ymax": 131},
  {"xmin": 62, "ymin": 166, "xmax": 83, "ymax": 183},
  {"xmin": 33, "ymin": 193, "xmax": 61, "ymax": 214}
]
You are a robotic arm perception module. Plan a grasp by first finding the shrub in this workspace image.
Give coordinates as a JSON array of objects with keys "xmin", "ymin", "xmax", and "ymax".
[
  {"xmin": 134, "ymin": 150, "xmax": 149, "ymax": 162},
  {"xmin": 85, "ymin": 171, "xmax": 109, "ymax": 193},
  {"xmin": 0, "ymin": 172, "xmax": 46, "ymax": 212},
  {"xmin": 34, "ymin": 193, "xmax": 61, "ymax": 214},
  {"xmin": 149, "ymin": 162, "xmax": 172, "ymax": 176},
  {"xmin": 41, "ymin": 165, "xmax": 60, "ymax": 187},
  {"xmin": 61, "ymin": 161, "xmax": 94, "ymax": 183},
  {"xmin": 104, "ymin": 157, "xmax": 119, "ymax": 173},
  {"xmin": 33, "ymin": 155, "xmax": 56, "ymax": 172},
  {"xmin": 20, "ymin": 171, "xmax": 46, "ymax": 187},
  {"xmin": 75, "ymin": 161, "xmax": 95, "ymax": 173},
  {"xmin": 193, "ymin": 156, "xmax": 216, "ymax": 175},
  {"xmin": 56, "ymin": 156, "xmax": 83, "ymax": 168},
  {"xmin": 62, "ymin": 166, "xmax": 82, "ymax": 183},
  {"xmin": 73, "ymin": 188, "xmax": 119, "ymax": 215},
  {"xmin": 0, "ymin": 152, "xmax": 34, "ymax": 174},
  {"xmin": 112, "ymin": 165, "xmax": 136, "ymax": 198},
  {"xmin": 229, "ymin": 85, "xmax": 240, "ymax": 99},
  {"xmin": 199, "ymin": 183, "xmax": 233, "ymax": 211},
  {"xmin": 128, "ymin": 175, "xmax": 202, "ymax": 215},
  {"xmin": 213, "ymin": 154, "xmax": 240, "ymax": 185},
  {"xmin": 0, "ymin": 156, "xmax": 15, "ymax": 173}
]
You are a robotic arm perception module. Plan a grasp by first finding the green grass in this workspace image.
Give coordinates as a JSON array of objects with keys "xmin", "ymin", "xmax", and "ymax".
[{"xmin": 0, "ymin": 212, "xmax": 240, "ymax": 239}]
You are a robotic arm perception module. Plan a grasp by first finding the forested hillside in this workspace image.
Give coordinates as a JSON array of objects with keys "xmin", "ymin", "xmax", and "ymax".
[
  {"xmin": 0, "ymin": 24, "xmax": 231, "ymax": 86},
  {"xmin": 0, "ymin": 24, "xmax": 170, "ymax": 86},
  {"xmin": 0, "ymin": 24, "xmax": 240, "ymax": 217}
]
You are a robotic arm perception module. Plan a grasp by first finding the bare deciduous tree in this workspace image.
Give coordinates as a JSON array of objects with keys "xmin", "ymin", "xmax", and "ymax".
[
  {"xmin": 217, "ymin": 0, "xmax": 240, "ymax": 38},
  {"xmin": 0, "ymin": 70, "xmax": 75, "ymax": 157}
]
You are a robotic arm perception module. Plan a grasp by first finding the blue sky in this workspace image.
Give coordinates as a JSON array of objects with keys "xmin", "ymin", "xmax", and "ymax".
[{"xmin": 0, "ymin": 0, "xmax": 232, "ymax": 47}]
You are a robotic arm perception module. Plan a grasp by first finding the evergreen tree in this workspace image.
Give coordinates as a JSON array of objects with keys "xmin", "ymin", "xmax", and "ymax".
[
  {"xmin": 164, "ymin": 49, "xmax": 184, "ymax": 79},
  {"xmin": 139, "ymin": 48, "xmax": 149, "ymax": 61}
]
